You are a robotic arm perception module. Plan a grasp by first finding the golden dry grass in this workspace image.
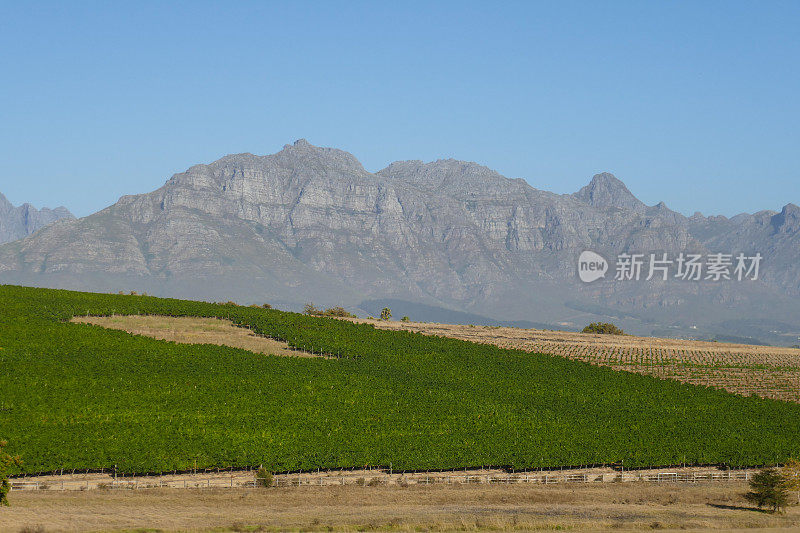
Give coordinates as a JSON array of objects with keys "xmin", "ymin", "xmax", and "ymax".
[
  {"xmin": 3, "ymin": 482, "xmax": 800, "ymax": 532},
  {"xmin": 71, "ymin": 315, "xmax": 315, "ymax": 358},
  {"xmin": 358, "ymin": 319, "xmax": 800, "ymax": 403}
]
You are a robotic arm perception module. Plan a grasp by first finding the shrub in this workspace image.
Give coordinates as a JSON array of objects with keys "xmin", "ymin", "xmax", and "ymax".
[
  {"xmin": 0, "ymin": 440, "xmax": 22, "ymax": 506},
  {"xmin": 323, "ymin": 306, "xmax": 356, "ymax": 318},
  {"xmin": 380, "ymin": 307, "xmax": 392, "ymax": 321},
  {"xmin": 783, "ymin": 458, "xmax": 800, "ymax": 504},
  {"xmin": 255, "ymin": 467, "xmax": 273, "ymax": 488},
  {"xmin": 401, "ymin": 316, "xmax": 410, "ymax": 322},
  {"xmin": 582, "ymin": 322, "xmax": 624, "ymax": 335},
  {"xmin": 303, "ymin": 303, "xmax": 322, "ymax": 316},
  {"xmin": 744, "ymin": 467, "xmax": 790, "ymax": 513}
]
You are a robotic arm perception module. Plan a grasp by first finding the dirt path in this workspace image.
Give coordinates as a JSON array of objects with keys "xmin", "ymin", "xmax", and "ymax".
[{"xmin": 3, "ymin": 482, "xmax": 799, "ymax": 532}]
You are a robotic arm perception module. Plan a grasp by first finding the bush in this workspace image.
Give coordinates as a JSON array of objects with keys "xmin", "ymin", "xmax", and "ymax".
[
  {"xmin": 401, "ymin": 316, "xmax": 410, "ymax": 322},
  {"xmin": 380, "ymin": 307, "xmax": 392, "ymax": 321},
  {"xmin": 582, "ymin": 322, "xmax": 624, "ymax": 335},
  {"xmin": 0, "ymin": 440, "xmax": 22, "ymax": 506},
  {"xmin": 255, "ymin": 467, "xmax": 273, "ymax": 488},
  {"xmin": 323, "ymin": 306, "xmax": 356, "ymax": 318},
  {"xmin": 303, "ymin": 303, "xmax": 322, "ymax": 316},
  {"xmin": 744, "ymin": 467, "xmax": 790, "ymax": 513},
  {"xmin": 782, "ymin": 459, "xmax": 800, "ymax": 504},
  {"xmin": 303, "ymin": 304, "xmax": 355, "ymax": 318}
]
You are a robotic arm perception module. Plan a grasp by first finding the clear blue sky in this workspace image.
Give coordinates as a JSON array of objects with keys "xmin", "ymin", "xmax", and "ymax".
[{"xmin": 1, "ymin": 1, "xmax": 798, "ymax": 217}]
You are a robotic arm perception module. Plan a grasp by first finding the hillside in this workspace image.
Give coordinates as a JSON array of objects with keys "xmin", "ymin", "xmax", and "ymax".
[
  {"xmin": 1, "ymin": 285, "xmax": 800, "ymax": 475},
  {"xmin": 1, "ymin": 140, "xmax": 799, "ymax": 344}
]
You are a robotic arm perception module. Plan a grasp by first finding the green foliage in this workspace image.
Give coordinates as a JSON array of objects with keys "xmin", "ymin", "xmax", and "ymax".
[
  {"xmin": 0, "ymin": 440, "xmax": 22, "ymax": 506},
  {"xmin": 303, "ymin": 303, "xmax": 355, "ymax": 318},
  {"xmin": 582, "ymin": 322, "xmax": 625, "ymax": 335},
  {"xmin": 401, "ymin": 316, "xmax": 410, "ymax": 323},
  {"xmin": 255, "ymin": 467, "xmax": 273, "ymax": 487},
  {"xmin": 782, "ymin": 459, "xmax": 800, "ymax": 504},
  {"xmin": 321, "ymin": 306, "xmax": 356, "ymax": 318},
  {"xmin": 1, "ymin": 285, "xmax": 800, "ymax": 475},
  {"xmin": 380, "ymin": 307, "xmax": 392, "ymax": 320},
  {"xmin": 745, "ymin": 468, "xmax": 790, "ymax": 512},
  {"xmin": 303, "ymin": 302, "xmax": 322, "ymax": 315}
]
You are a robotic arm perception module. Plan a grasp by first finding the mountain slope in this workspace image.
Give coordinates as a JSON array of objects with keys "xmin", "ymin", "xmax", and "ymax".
[{"xmin": 0, "ymin": 140, "xmax": 798, "ymax": 343}]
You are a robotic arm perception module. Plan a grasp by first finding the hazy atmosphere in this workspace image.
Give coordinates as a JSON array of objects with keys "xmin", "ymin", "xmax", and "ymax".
[
  {"xmin": 1, "ymin": 1, "xmax": 798, "ymax": 217},
  {"xmin": 3, "ymin": 3, "xmax": 800, "ymax": 531}
]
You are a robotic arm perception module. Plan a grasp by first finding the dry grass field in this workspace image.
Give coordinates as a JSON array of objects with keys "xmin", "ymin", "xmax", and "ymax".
[
  {"xmin": 72, "ymin": 315, "xmax": 315, "ymax": 358},
  {"xmin": 358, "ymin": 319, "xmax": 800, "ymax": 403},
  {"xmin": 3, "ymin": 482, "xmax": 800, "ymax": 532}
]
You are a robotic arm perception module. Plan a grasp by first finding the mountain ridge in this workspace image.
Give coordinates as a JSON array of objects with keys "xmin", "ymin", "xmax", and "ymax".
[
  {"xmin": 0, "ymin": 192, "xmax": 74, "ymax": 245},
  {"xmin": 1, "ymin": 140, "xmax": 798, "ymax": 344}
]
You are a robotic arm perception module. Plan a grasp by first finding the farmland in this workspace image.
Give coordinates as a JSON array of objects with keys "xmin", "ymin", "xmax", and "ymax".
[
  {"xmin": 2, "ymin": 285, "xmax": 800, "ymax": 477},
  {"xmin": 362, "ymin": 319, "xmax": 800, "ymax": 403}
]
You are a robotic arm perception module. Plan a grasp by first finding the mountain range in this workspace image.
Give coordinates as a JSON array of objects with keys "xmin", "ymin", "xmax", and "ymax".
[
  {"xmin": 0, "ymin": 193, "xmax": 74, "ymax": 245},
  {"xmin": 1, "ymin": 139, "xmax": 798, "ymax": 345}
]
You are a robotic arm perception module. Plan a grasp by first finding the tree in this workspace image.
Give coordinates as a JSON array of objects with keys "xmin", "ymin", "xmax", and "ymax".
[
  {"xmin": 582, "ymin": 322, "xmax": 624, "ymax": 335},
  {"xmin": 744, "ymin": 467, "xmax": 790, "ymax": 513},
  {"xmin": 1, "ymin": 440, "xmax": 22, "ymax": 506},
  {"xmin": 783, "ymin": 459, "xmax": 800, "ymax": 504},
  {"xmin": 255, "ymin": 467, "xmax": 273, "ymax": 488},
  {"xmin": 380, "ymin": 307, "xmax": 392, "ymax": 320},
  {"xmin": 401, "ymin": 316, "xmax": 410, "ymax": 322},
  {"xmin": 303, "ymin": 303, "xmax": 321, "ymax": 316},
  {"xmin": 323, "ymin": 306, "xmax": 356, "ymax": 318}
]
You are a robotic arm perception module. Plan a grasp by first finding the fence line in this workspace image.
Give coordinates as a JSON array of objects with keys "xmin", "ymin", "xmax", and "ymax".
[{"xmin": 10, "ymin": 468, "xmax": 757, "ymax": 492}]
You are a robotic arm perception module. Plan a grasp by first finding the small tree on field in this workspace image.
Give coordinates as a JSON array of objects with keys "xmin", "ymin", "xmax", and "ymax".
[
  {"xmin": 401, "ymin": 316, "xmax": 410, "ymax": 322},
  {"xmin": 582, "ymin": 322, "xmax": 624, "ymax": 335},
  {"xmin": 323, "ymin": 306, "xmax": 356, "ymax": 318},
  {"xmin": 783, "ymin": 459, "xmax": 800, "ymax": 504},
  {"xmin": 744, "ymin": 467, "xmax": 790, "ymax": 513},
  {"xmin": 380, "ymin": 307, "xmax": 392, "ymax": 321},
  {"xmin": 303, "ymin": 303, "xmax": 321, "ymax": 316},
  {"xmin": 255, "ymin": 467, "xmax": 273, "ymax": 488},
  {"xmin": 1, "ymin": 440, "xmax": 22, "ymax": 506}
]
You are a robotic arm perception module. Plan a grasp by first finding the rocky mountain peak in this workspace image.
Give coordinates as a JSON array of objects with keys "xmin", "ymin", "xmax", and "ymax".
[
  {"xmin": 573, "ymin": 173, "xmax": 646, "ymax": 213},
  {"xmin": 772, "ymin": 203, "xmax": 800, "ymax": 234},
  {"xmin": 0, "ymin": 192, "xmax": 75, "ymax": 245},
  {"xmin": 274, "ymin": 138, "xmax": 368, "ymax": 175},
  {"xmin": 377, "ymin": 158, "xmax": 512, "ymax": 194}
]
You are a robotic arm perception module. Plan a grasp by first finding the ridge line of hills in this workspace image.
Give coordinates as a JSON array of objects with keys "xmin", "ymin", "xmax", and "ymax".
[{"xmin": 1, "ymin": 139, "xmax": 799, "ymax": 345}]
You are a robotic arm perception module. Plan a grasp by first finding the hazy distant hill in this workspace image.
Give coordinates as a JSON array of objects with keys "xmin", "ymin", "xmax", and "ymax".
[
  {"xmin": 1, "ymin": 139, "xmax": 798, "ymax": 344},
  {"xmin": 0, "ymin": 192, "xmax": 74, "ymax": 244}
]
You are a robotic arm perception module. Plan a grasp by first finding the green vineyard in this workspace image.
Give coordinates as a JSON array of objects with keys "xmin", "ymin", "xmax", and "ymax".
[{"xmin": 1, "ymin": 285, "xmax": 799, "ymax": 475}]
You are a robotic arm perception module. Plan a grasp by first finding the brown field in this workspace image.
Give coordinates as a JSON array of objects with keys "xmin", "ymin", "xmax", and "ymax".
[
  {"xmin": 357, "ymin": 319, "xmax": 800, "ymax": 403},
  {"xmin": 71, "ymin": 315, "xmax": 316, "ymax": 358},
  {"xmin": 3, "ymin": 482, "xmax": 800, "ymax": 532}
]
